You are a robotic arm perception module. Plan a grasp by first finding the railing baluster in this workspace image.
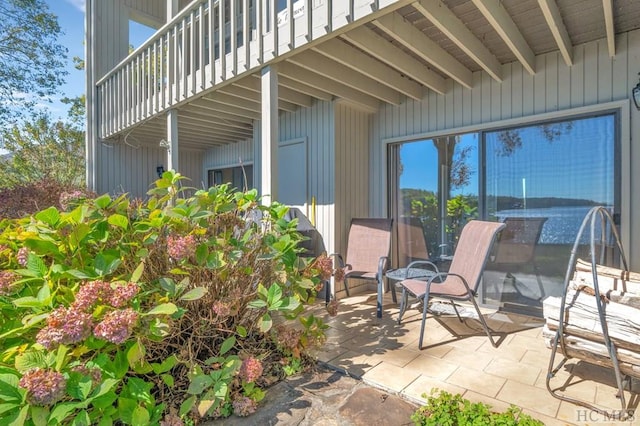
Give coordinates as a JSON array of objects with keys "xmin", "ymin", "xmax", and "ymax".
[
  {"xmin": 219, "ymin": 0, "xmax": 226, "ymax": 80},
  {"xmin": 153, "ymin": 40, "xmax": 158, "ymax": 113},
  {"xmin": 173, "ymin": 25, "xmax": 179, "ymax": 103},
  {"xmin": 230, "ymin": 0, "xmax": 237, "ymax": 76},
  {"xmin": 306, "ymin": 0, "xmax": 312, "ymax": 41},
  {"xmin": 190, "ymin": 10, "xmax": 196, "ymax": 95},
  {"xmin": 288, "ymin": 0, "xmax": 293, "ymax": 49},
  {"xmin": 243, "ymin": 0, "xmax": 249, "ymax": 70},
  {"xmin": 118, "ymin": 68, "xmax": 123, "ymax": 131},
  {"xmin": 182, "ymin": 17, "xmax": 188, "ymax": 99},
  {"xmin": 208, "ymin": 0, "xmax": 215, "ymax": 85},
  {"xmin": 160, "ymin": 35, "xmax": 166, "ymax": 110},
  {"xmin": 257, "ymin": 0, "xmax": 263, "ymax": 63},
  {"xmin": 199, "ymin": 3, "xmax": 205, "ymax": 90},
  {"xmin": 272, "ymin": 0, "xmax": 278, "ymax": 57}
]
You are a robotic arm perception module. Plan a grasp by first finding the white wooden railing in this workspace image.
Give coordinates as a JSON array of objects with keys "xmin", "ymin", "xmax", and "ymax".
[{"xmin": 95, "ymin": 0, "xmax": 395, "ymax": 140}]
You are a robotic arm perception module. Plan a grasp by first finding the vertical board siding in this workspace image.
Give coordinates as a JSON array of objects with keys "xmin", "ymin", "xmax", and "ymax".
[
  {"xmin": 371, "ymin": 30, "xmax": 640, "ymax": 268},
  {"xmin": 203, "ymin": 138, "xmax": 254, "ymax": 168},
  {"xmin": 179, "ymin": 150, "xmax": 206, "ymax": 189},
  {"xmin": 96, "ymin": 142, "xmax": 166, "ymax": 199},
  {"xmin": 277, "ymin": 99, "xmax": 336, "ymax": 254}
]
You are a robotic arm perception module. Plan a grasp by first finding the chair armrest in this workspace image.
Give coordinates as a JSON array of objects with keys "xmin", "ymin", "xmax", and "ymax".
[
  {"xmin": 329, "ymin": 253, "xmax": 345, "ymax": 268},
  {"xmin": 406, "ymin": 260, "xmax": 440, "ymax": 274},
  {"xmin": 425, "ymin": 272, "xmax": 474, "ymax": 295},
  {"xmin": 377, "ymin": 256, "xmax": 389, "ymax": 279}
]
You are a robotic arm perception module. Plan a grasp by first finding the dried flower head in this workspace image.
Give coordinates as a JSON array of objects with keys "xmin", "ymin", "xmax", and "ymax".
[
  {"xmin": 274, "ymin": 325, "xmax": 302, "ymax": 351},
  {"xmin": 312, "ymin": 254, "xmax": 333, "ymax": 281},
  {"xmin": 232, "ymin": 396, "xmax": 257, "ymax": 417},
  {"xmin": 16, "ymin": 247, "xmax": 29, "ymax": 266},
  {"xmin": 212, "ymin": 300, "xmax": 231, "ymax": 318},
  {"xmin": 71, "ymin": 364, "xmax": 102, "ymax": 384},
  {"xmin": 72, "ymin": 280, "xmax": 113, "ymax": 312},
  {"xmin": 18, "ymin": 368, "xmax": 67, "ymax": 406},
  {"xmin": 326, "ymin": 299, "xmax": 339, "ymax": 317},
  {"xmin": 59, "ymin": 190, "xmax": 86, "ymax": 210},
  {"xmin": 334, "ymin": 267, "xmax": 345, "ymax": 284},
  {"xmin": 108, "ymin": 282, "xmax": 140, "ymax": 308},
  {"xmin": 93, "ymin": 308, "xmax": 138, "ymax": 344},
  {"xmin": 238, "ymin": 357, "xmax": 263, "ymax": 383},
  {"xmin": 36, "ymin": 306, "xmax": 93, "ymax": 349},
  {"xmin": 166, "ymin": 234, "xmax": 197, "ymax": 261},
  {"xmin": 159, "ymin": 413, "xmax": 184, "ymax": 426},
  {"xmin": 0, "ymin": 270, "xmax": 18, "ymax": 295}
]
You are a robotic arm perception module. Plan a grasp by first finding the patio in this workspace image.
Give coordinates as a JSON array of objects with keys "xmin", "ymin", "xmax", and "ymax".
[{"xmin": 309, "ymin": 290, "xmax": 639, "ymax": 425}]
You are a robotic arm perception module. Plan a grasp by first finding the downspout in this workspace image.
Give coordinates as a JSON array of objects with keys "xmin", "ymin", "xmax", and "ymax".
[{"xmin": 85, "ymin": 0, "xmax": 97, "ymax": 191}]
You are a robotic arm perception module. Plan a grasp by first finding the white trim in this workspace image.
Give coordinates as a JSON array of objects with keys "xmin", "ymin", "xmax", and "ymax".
[
  {"xmin": 381, "ymin": 100, "xmax": 629, "ymax": 146},
  {"xmin": 204, "ymin": 161, "xmax": 254, "ymax": 170}
]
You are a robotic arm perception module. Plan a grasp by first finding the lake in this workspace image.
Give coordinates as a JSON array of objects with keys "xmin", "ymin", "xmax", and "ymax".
[{"xmin": 495, "ymin": 205, "xmax": 613, "ymax": 245}]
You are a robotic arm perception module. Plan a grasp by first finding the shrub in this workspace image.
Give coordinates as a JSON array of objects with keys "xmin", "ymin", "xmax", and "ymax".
[
  {"xmin": 0, "ymin": 179, "xmax": 93, "ymax": 219},
  {"xmin": 411, "ymin": 390, "xmax": 545, "ymax": 426},
  {"xmin": 0, "ymin": 171, "xmax": 328, "ymax": 424}
]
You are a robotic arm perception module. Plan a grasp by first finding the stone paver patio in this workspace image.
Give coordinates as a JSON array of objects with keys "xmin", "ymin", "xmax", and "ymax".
[{"xmin": 310, "ymin": 291, "xmax": 640, "ymax": 426}]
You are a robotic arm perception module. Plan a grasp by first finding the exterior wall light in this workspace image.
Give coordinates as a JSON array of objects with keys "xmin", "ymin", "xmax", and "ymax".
[
  {"xmin": 633, "ymin": 73, "xmax": 640, "ymax": 110},
  {"xmin": 157, "ymin": 166, "xmax": 165, "ymax": 178}
]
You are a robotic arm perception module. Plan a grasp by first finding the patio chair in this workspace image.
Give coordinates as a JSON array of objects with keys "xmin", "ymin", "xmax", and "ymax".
[
  {"xmin": 397, "ymin": 220, "xmax": 506, "ymax": 349},
  {"xmin": 332, "ymin": 218, "xmax": 393, "ymax": 318},
  {"xmin": 492, "ymin": 217, "xmax": 548, "ymax": 300}
]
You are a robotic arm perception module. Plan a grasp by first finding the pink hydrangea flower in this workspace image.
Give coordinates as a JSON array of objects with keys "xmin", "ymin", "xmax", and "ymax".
[
  {"xmin": 313, "ymin": 254, "xmax": 333, "ymax": 281},
  {"xmin": 36, "ymin": 306, "xmax": 93, "ymax": 349},
  {"xmin": 238, "ymin": 357, "xmax": 263, "ymax": 383},
  {"xmin": 71, "ymin": 364, "xmax": 102, "ymax": 384},
  {"xmin": 16, "ymin": 247, "xmax": 29, "ymax": 266},
  {"xmin": 73, "ymin": 280, "xmax": 139, "ymax": 311},
  {"xmin": 212, "ymin": 300, "xmax": 231, "ymax": 318},
  {"xmin": 19, "ymin": 368, "xmax": 67, "ymax": 406},
  {"xmin": 326, "ymin": 299, "xmax": 339, "ymax": 317},
  {"xmin": 93, "ymin": 308, "xmax": 138, "ymax": 344},
  {"xmin": 108, "ymin": 282, "xmax": 140, "ymax": 308},
  {"xmin": 166, "ymin": 234, "xmax": 197, "ymax": 261},
  {"xmin": 59, "ymin": 190, "xmax": 85, "ymax": 210},
  {"xmin": 160, "ymin": 413, "xmax": 184, "ymax": 426}
]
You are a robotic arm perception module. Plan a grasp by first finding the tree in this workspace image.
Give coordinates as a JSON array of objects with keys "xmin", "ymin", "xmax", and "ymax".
[
  {"xmin": 0, "ymin": 113, "xmax": 84, "ymax": 188},
  {"xmin": 0, "ymin": 0, "xmax": 68, "ymax": 125}
]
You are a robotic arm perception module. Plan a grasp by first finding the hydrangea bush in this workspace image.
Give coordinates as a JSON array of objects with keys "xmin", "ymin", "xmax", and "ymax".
[{"xmin": 0, "ymin": 171, "xmax": 330, "ymax": 425}]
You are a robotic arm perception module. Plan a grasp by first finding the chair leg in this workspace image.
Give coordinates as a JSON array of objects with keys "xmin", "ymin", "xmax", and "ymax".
[
  {"xmin": 390, "ymin": 277, "xmax": 397, "ymax": 304},
  {"xmin": 469, "ymin": 298, "xmax": 498, "ymax": 348},
  {"xmin": 418, "ymin": 293, "xmax": 430, "ymax": 350},
  {"xmin": 343, "ymin": 278, "xmax": 350, "ymax": 297},
  {"xmin": 450, "ymin": 301, "xmax": 464, "ymax": 323},
  {"xmin": 397, "ymin": 288, "xmax": 408, "ymax": 325}
]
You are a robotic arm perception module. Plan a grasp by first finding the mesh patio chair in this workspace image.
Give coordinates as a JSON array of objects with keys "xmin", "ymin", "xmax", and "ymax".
[
  {"xmin": 492, "ymin": 217, "xmax": 548, "ymax": 300},
  {"xmin": 332, "ymin": 218, "xmax": 393, "ymax": 318},
  {"xmin": 396, "ymin": 220, "xmax": 506, "ymax": 349}
]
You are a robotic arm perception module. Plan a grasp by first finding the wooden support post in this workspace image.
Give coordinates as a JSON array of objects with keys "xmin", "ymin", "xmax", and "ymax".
[
  {"xmin": 260, "ymin": 65, "xmax": 278, "ymax": 204},
  {"xmin": 167, "ymin": 110, "xmax": 179, "ymax": 172}
]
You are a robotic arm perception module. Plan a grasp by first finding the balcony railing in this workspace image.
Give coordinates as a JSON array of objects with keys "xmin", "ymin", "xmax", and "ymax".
[{"xmin": 95, "ymin": 0, "xmax": 395, "ymax": 140}]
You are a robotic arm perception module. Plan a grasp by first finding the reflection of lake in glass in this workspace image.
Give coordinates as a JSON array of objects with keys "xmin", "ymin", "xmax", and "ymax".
[{"xmin": 495, "ymin": 206, "xmax": 612, "ymax": 245}]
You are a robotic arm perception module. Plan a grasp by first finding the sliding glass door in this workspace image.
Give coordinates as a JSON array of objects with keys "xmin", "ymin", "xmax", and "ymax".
[{"xmin": 389, "ymin": 111, "xmax": 618, "ymax": 315}]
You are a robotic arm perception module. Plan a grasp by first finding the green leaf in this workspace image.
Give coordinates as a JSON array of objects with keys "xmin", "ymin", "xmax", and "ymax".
[
  {"xmin": 117, "ymin": 397, "xmax": 137, "ymax": 425},
  {"xmin": 158, "ymin": 278, "xmax": 176, "ymax": 296},
  {"xmin": 0, "ymin": 403, "xmax": 20, "ymax": 416},
  {"xmin": 279, "ymin": 297, "xmax": 301, "ymax": 311},
  {"xmin": 89, "ymin": 379, "xmax": 119, "ymax": 400},
  {"xmin": 145, "ymin": 303, "xmax": 178, "ymax": 316},
  {"xmin": 107, "ymin": 214, "xmax": 129, "ymax": 229},
  {"xmin": 71, "ymin": 410, "xmax": 91, "ymax": 426},
  {"xmin": 131, "ymin": 406, "xmax": 150, "ymax": 426},
  {"xmin": 0, "ymin": 374, "xmax": 22, "ymax": 403},
  {"xmin": 65, "ymin": 269, "xmax": 96, "ymax": 279},
  {"xmin": 247, "ymin": 299, "xmax": 267, "ymax": 309},
  {"xmin": 160, "ymin": 374, "xmax": 174, "ymax": 387},
  {"xmin": 130, "ymin": 262, "xmax": 144, "ymax": 283},
  {"xmin": 11, "ymin": 296, "xmax": 44, "ymax": 309},
  {"xmin": 186, "ymin": 375, "xmax": 213, "ymax": 395},
  {"xmin": 67, "ymin": 373, "xmax": 93, "ymax": 400},
  {"xmin": 15, "ymin": 351, "xmax": 53, "ymax": 373},
  {"xmin": 55, "ymin": 345, "xmax": 68, "ymax": 371},
  {"xmin": 36, "ymin": 281, "xmax": 51, "ymax": 303},
  {"xmin": 195, "ymin": 244, "xmax": 208, "ymax": 265},
  {"xmin": 127, "ymin": 341, "xmax": 145, "ymax": 369},
  {"xmin": 49, "ymin": 402, "xmax": 80, "ymax": 424},
  {"xmin": 97, "ymin": 416, "xmax": 113, "ymax": 426},
  {"xmin": 94, "ymin": 194, "xmax": 112, "ymax": 209},
  {"xmin": 69, "ymin": 223, "xmax": 91, "ymax": 250},
  {"xmin": 267, "ymin": 284, "xmax": 283, "ymax": 305},
  {"xmin": 124, "ymin": 378, "xmax": 153, "ymax": 405},
  {"xmin": 236, "ymin": 325, "xmax": 247, "ymax": 338},
  {"xmin": 35, "ymin": 207, "xmax": 60, "ymax": 226},
  {"xmin": 24, "ymin": 238, "xmax": 59, "ymax": 256},
  {"xmin": 179, "ymin": 396, "xmax": 196, "ymax": 417},
  {"xmin": 151, "ymin": 355, "xmax": 178, "ymax": 374},
  {"xmin": 258, "ymin": 313, "xmax": 272, "ymax": 333},
  {"xmin": 31, "ymin": 405, "xmax": 49, "ymax": 426},
  {"xmin": 90, "ymin": 390, "xmax": 117, "ymax": 410},
  {"xmin": 219, "ymin": 336, "xmax": 236, "ymax": 356},
  {"xmin": 6, "ymin": 405, "xmax": 28, "ymax": 426},
  {"xmin": 26, "ymin": 253, "xmax": 47, "ymax": 278},
  {"xmin": 179, "ymin": 287, "xmax": 208, "ymax": 301}
]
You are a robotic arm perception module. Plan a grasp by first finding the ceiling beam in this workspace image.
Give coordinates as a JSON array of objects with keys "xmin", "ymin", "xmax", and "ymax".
[
  {"xmin": 342, "ymin": 26, "xmax": 447, "ymax": 94},
  {"xmin": 413, "ymin": 0, "xmax": 503, "ymax": 82},
  {"xmin": 278, "ymin": 61, "xmax": 380, "ymax": 111},
  {"xmin": 177, "ymin": 115, "xmax": 254, "ymax": 139},
  {"xmin": 179, "ymin": 109, "xmax": 253, "ymax": 131},
  {"xmin": 602, "ymin": 0, "xmax": 615, "ymax": 57},
  {"xmin": 288, "ymin": 50, "xmax": 402, "ymax": 105},
  {"xmin": 218, "ymin": 86, "xmax": 299, "ymax": 112},
  {"xmin": 471, "ymin": 0, "xmax": 536, "ymax": 75},
  {"xmin": 201, "ymin": 96, "xmax": 262, "ymax": 118},
  {"xmin": 276, "ymin": 75, "xmax": 333, "ymax": 101},
  {"xmin": 313, "ymin": 38, "xmax": 423, "ymax": 100},
  {"xmin": 185, "ymin": 102, "xmax": 258, "ymax": 122},
  {"xmin": 537, "ymin": 0, "xmax": 573, "ymax": 66},
  {"xmin": 373, "ymin": 12, "xmax": 473, "ymax": 88},
  {"xmin": 233, "ymin": 78, "xmax": 313, "ymax": 107}
]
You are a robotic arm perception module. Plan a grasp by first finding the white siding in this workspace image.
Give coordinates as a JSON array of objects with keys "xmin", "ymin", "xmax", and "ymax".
[
  {"xmin": 370, "ymin": 30, "xmax": 640, "ymax": 269},
  {"xmin": 179, "ymin": 150, "xmax": 206, "ymax": 189},
  {"xmin": 94, "ymin": 1, "xmax": 130, "ymax": 79},
  {"xmin": 203, "ymin": 138, "xmax": 255, "ymax": 171}
]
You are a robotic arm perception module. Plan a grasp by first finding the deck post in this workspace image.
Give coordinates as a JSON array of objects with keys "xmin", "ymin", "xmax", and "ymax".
[
  {"xmin": 166, "ymin": 110, "xmax": 179, "ymax": 172},
  {"xmin": 260, "ymin": 64, "xmax": 279, "ymax": 204},
  {"xmin": 85, "ymin": 0, "xmax": 97, "ymax": 192}
]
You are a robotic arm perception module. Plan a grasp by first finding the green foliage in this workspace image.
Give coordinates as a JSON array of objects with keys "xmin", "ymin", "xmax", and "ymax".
[
  {"xmin": 411, "ymin": 390, "xmax": 544, "ymax": 426},
  {"xmin": 0, "ymin": 171, "xmax": 327, "ymax": 424},
  {"xmin": 0, "ymin": 113, "xmax": 85, "ymax": 189},
  {"xmin": 0, "ymin": 0, "xmax": 68, "ymax": 125}
]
